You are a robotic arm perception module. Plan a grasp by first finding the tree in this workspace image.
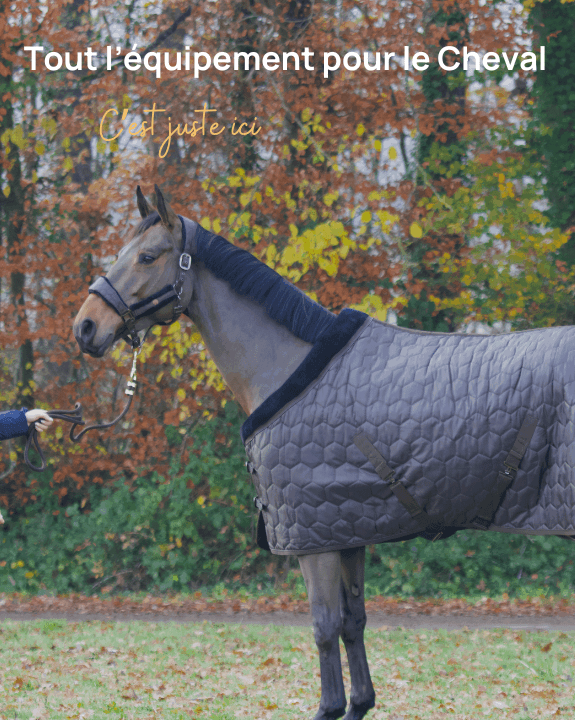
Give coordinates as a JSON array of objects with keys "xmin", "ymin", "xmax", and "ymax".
[
  {"xmin": 529, "ymin": 0, "xmax": 575, "ymax": 269},
  {"xmin": 0, "ymin": 0, "xmax": 563, "ymax": 524}
]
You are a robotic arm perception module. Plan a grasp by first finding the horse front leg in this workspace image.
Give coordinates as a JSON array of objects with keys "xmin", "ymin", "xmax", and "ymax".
[
  {"xmin": 299, "ymin": 551, "xmax": 347, "ymax": 720},
  {"xmin": 340, "ymin": 546, "xmax": 375, "ymax": 720}
]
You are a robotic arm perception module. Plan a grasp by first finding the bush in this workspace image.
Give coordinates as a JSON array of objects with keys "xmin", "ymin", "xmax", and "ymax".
[
  {"xmin": 2, "ymin": 400, "xmax": 575, "ymax": 599},
  {"xmin": 0, "ymin": 403, "xmax": 270, "ymax": 594},
  {"xmin": 365, "ymin": 532, "xmax": 575, "ymax": 599}
]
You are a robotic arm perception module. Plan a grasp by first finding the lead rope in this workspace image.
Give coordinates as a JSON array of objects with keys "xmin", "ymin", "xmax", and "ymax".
[
  {"xmin": 24, "ymin": 348, "xmax": 140, "ymax": 472},
  {"xmin": 70, "ymin": 347, "xmax": 140, "ymax": 442}
]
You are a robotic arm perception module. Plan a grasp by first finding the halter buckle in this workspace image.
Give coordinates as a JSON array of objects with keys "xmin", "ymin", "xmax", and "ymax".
[
  {"xmin": 179, "ymin": 253, "xmax": 192, "ymax": 270},
  {"xmin": 120, "ymin": 307, "xmax": 137, "ymax": 325}
]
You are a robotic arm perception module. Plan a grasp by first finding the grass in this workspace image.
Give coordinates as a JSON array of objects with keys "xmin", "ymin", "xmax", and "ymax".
[{"xmin": 0, "ymin": 619, "xmax": 573, "ymax": 719}]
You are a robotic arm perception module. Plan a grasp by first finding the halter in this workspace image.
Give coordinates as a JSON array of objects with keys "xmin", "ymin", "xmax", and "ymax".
[
  {"xmin": 26, "ymin": 219, "xmax": 195, "ymax": 471},
  {"xmin": 87, "ymin": 215, "xmax": 194, "ymax": 348}
]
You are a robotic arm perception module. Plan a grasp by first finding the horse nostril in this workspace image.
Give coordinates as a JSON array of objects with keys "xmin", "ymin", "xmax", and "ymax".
[{"xmin": 80, "ymin": 318, "xmax": 96, "ymax": 344}]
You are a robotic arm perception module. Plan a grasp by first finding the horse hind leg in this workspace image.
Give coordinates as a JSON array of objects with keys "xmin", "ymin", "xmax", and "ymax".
[
  {"xmin": 339, "ymin": 546, "xmax": 376, "ymax": 720},
  {"xmin": 298, "ymin": 551, "xmax": 347, "ymax": 720}
]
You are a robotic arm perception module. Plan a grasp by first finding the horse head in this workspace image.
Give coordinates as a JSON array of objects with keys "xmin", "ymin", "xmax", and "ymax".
[{"xmin": 73, "ymin": 185, "xmax": 194, "ymax": 357}]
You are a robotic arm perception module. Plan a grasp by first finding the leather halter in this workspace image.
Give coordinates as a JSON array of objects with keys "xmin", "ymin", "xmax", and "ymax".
[{"xmin": 88, "ymin": 215, "xmax": 194, "ymax": 348}]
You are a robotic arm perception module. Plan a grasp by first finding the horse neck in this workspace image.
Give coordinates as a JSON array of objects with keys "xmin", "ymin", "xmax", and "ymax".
[{"xmin": 187, "ymin": 265, "xmax": 313, "ymax": 416}]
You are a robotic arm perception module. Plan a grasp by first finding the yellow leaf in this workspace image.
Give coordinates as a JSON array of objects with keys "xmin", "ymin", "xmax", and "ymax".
[
  {"xmin": 2, "ymin": 186, "xmax": 10, "ymax": 198},
  {"xmin": 330, "ymin": 221, "xmax": 345, "ymax": 236},
  {"xmin": 388, "ymin": 146, "xmax": 397, "ymax": 160},
  {"xmin": 35, "ymin": 142, "xmax": 45, "ymax": 156},
  {"xmin": 410, "ymin": 222, "xmax": 423, "ymax": 238},
  {"xmin": 361, "ymin": 211, "xmax": 372, "ymax": 223},
  {"xmin": 356, "ymin": 123, "xmax": 365, "ymax": 137},
  {"xmin": 281, "ymin": 245, "xmax": 297, "ymax": 266},
  {"xmin": 374, "ymin": 139, "xmax": 382, "ymax": 151}
]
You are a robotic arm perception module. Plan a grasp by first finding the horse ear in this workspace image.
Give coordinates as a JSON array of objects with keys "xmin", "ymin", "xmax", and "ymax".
[
  {"xmin": 154, "ymin": 184, "xmax": 179, "ymax": 229},
  {"xmin": 136, "ymin": 186, "xmax": 152, "ymax": 218}
]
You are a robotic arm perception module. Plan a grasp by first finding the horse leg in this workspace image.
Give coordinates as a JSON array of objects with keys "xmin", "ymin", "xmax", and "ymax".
[
  {"xmin": 299, "ymin": 551, "xmax": 347, "ymax": 720},
  {"xmin": 339, "ymin": 546, "xmax": 375, "ymax": 720}
]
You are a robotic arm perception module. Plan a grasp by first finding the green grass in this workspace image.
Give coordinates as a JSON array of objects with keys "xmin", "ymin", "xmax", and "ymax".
[{"xmin": 0, "ymin": 620, "xmax": 573, "ymax": 719}]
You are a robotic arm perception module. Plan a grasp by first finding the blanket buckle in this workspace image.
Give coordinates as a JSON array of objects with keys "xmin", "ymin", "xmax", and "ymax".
[{"xmin": 254, "ymin": 496, "xmax": 266, "ymax": 511}]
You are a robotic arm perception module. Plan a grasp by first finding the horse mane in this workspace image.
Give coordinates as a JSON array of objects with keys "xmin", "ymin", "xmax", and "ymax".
[{"xmin": 137, "ymin": 212, "xmax": 336, "ymax": 344}]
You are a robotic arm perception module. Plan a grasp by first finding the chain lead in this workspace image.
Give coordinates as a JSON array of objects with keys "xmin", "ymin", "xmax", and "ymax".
[{"xmin": 125, "ymin": 348, "xmax": 139, "ymax": 396}]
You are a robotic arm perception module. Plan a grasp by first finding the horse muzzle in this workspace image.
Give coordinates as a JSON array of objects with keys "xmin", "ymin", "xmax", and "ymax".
[{"xmin": 74, "ymin": 317, "xmax": 115, "ymax": 357}]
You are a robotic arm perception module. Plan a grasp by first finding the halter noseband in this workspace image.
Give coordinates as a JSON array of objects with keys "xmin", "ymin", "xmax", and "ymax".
[{"xmin": 88, "ymin": 215, "xmax": 193, "ymax": 348}]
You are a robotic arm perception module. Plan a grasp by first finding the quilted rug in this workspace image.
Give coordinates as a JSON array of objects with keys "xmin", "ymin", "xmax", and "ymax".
[{"xmin": 242, "ymin": 310, "xmax": 575, "ymax": 555}]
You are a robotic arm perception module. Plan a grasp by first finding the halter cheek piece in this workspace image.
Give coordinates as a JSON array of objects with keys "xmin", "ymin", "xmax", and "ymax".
[{"xmin": 87, "ymin": 215, "xmax": 193, "ymax": 348}]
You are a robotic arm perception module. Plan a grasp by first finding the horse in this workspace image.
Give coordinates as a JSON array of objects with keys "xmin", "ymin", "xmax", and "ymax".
[
  {"xmin": 73, "ymin": 186, "xmax": 375, "ymax": 719},
  {"xmin": 73, "ymin": 185, "xmax": 575, "ymax": 720}
]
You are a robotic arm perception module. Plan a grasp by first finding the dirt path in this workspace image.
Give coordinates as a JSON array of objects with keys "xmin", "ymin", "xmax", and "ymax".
[
  {"xmin": 3, "ymin": 594, "xmax": 575, "ymax": 630},
  {"xmin": 2, "ymin": 609, "xmax": 575, "ymax": 631}
]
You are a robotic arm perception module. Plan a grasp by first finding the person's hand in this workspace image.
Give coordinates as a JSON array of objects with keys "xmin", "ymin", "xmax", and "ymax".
[{"xmin": 25, "ymin": 409, "xmax": 53, "ymax": 433}]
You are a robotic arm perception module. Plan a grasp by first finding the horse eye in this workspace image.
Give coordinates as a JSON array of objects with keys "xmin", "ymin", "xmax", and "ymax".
[{"xmin": 139, "ymin": 253, "xmax": 156, "ymax": 265}]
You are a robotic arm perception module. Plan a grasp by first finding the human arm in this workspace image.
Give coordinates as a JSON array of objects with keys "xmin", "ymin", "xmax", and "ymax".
[
  {"xmin": 0, "ymin": 409, "xmax": 29, "ymax": 440},
  {"xmin": 0, "ymin": 408, "xmax": 53, "ymax": 440}
]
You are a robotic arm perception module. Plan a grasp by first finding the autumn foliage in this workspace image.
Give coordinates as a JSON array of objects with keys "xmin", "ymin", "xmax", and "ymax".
[{"xmin": 0, "ymin": 0, "xmax": 573, "ymax": 533}]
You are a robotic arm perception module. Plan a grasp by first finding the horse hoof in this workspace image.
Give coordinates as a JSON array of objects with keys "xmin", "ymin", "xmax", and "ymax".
[
  {"xmin": 343, "ymin": 697, "xmax": 376, "ymax": 720},
  {"xmin": 312, "ymin": 706, "xmax": 346, "ymax": 720}
]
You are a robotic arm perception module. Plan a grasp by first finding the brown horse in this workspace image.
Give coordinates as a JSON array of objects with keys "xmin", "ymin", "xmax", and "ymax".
[{"xmin": 73, "ymin": 186, "xmax": 375, "ymax": 720}]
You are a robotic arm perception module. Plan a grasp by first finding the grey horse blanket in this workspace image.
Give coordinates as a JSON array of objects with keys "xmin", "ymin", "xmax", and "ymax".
[{"xmin": 242, "ymin": 309, "xmax": 575, "ymax": 555}]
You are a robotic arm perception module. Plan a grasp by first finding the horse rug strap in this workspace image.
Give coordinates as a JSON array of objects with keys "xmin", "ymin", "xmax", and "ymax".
[
  {"xmin": 353, "ymin": 432, "xmax": 442, "ymax": 538},
  {"xmin": 471, "ymin": 413, "xmax": 538, "ymax": 530},
  {"xmin": 354, "ymin": 413, "xmax": 537, "ymax": 535}
]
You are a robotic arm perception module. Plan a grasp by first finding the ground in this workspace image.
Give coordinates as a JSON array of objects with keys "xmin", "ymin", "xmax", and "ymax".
[{"xmin": 2, "ymin": 593, "xmax": 575, "ymax": 630}]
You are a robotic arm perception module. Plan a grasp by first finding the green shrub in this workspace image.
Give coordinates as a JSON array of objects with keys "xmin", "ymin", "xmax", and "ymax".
[
  {"xmin": 365, "ymin": 531, "xmax": 575, "ymax": 599},
  {"xmin": 1, "ymin": 401, "xmax": 575, "ymax": 599},
  {"xmin": 0, "ymin": 403, "xmax": 267, "ymax": 594}
]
